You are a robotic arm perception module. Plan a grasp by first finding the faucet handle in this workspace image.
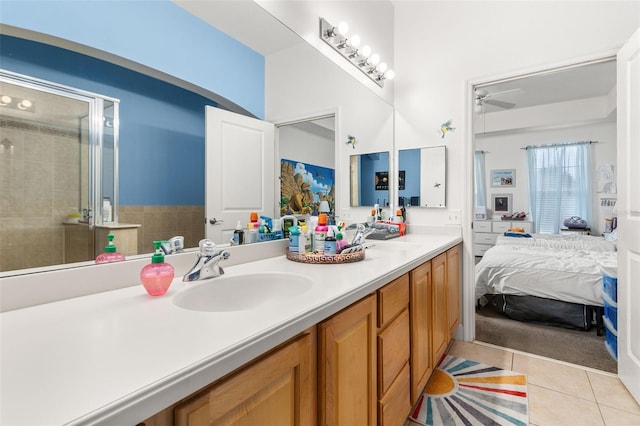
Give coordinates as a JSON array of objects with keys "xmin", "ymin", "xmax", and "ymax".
[{"xmin": 198, "ymin": 239, "xmax": 218, "ymax": 256}]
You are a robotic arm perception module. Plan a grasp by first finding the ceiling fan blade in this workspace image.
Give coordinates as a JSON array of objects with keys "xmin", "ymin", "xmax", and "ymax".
[
  {"xmin": 482, "ymin": 88, "xmax": 522, "ymax": 99},
  {"xmin": 484, "ymin": 99, "xmax": 516, "ymax": 109}
]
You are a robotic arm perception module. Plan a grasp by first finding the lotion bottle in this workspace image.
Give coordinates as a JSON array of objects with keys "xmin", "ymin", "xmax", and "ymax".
[
  {"xmin": 140, "ymin": 241, "xmax": 174, "ymax": 296},
  {"xmin": 95, "ymin": 233, "xmax": 125, "ymax": 264},
  {"xmin": 314, "ymin": 213, "xmax": 329, "ymax": 254}
]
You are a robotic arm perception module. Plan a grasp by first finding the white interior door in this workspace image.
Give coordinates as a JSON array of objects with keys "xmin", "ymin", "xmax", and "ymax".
[
  {"xmin": 616, "ymin": 26, "xmax": 640, "ymax": 404},
  {"xmin": 205, "ymin": 106, "xmax": 275, "ymax": 244}
]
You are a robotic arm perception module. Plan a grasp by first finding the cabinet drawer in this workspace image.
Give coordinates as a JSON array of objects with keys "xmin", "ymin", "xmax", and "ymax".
[
  {"xmin": 474, "ymin": 244, "xmax": 491, "ymax": 256},
  {"xmin": 492, "ymin": 221, "xmax": 511, "ymax": 233},
  {"xmin": 475, "ymin": 232, "xmax": 498, "ymax": 245},
  {"xmin": 377, "ymin": 309, "xmax": 410, "ymax": 396},
  {"xmin": 378, "ymin": 362, "xmax": 411, "ymax": 426},
  {"xmin": 474, "ymin": 221, "xmax": 492, "ymax": 232},
  {"xmin": 377, "ymin": 274, "xmax": 409, "ymax": 328}
]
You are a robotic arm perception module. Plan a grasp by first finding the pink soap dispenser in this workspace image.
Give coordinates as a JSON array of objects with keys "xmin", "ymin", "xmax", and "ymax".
[
  {"xmin": 140, "ymin": 241, "xmax": 175, "ymax": 296},
  {"xmin": 95, "ymin": 233, "xmax": 126, "ymax": 264}
]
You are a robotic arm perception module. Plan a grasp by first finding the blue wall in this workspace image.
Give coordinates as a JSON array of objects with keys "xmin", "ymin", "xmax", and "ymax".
[
  {"xmin": 1, "ymin": 35, "xmax": 215, "ymax": 205},
  {"xmin": 0, "ymin": 0, "xmax": 265, "ymax": 118},
  {"xmin": 0, "ymin": 0, "xmax": 267, "ymax": 206},
  {"xmin": 360, "ymin": 152, "xmax": 390, "ymax": 207},
  {"xmin": 399, "ymin": 149, "xmax": 421, "ymax": 203}
]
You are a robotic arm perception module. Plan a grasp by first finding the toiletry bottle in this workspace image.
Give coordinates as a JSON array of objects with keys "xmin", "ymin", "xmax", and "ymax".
[
  {"xmin": 233, "ymin": 220, "xmax": 244, "ymax": 245},
  {"xmin": 314, "ymin": 213, "xmax": 329, "ymax": 254},
  {"xmin": 95, "ymin": 233, "xmax": 126, "ymax": 264},
  {"xmin": 299, "ymin": 224, "xmax": 310, "ymax": 253},
  {"xmin": 281, "ymin": 215, "xmax": 297, "ymax": 239},
  {"xmin": 247, "ymin": 212, "xmax": 260, "ymax": 243},
  {"xmin": 102, "ymin": 198, "xmax": 112, "ymax": 223},
  {"xmin": 140, "ymin": 241, "xmax": 175, "ymax": 296},
  {"xmin": 288, "ymin": 226, "xmax": 300, "ymax": 253},
  {"xmin": 369, "ymin": 209, "xmax": 376, "ymax": 225},
  {"xmin": 393, "ymin": 209, "xmax": 404, "ymax": 223},
  {"xmin": 323, "ymin": 228, "xmax": 337, "ymax": 255},
  {"xmin": 336, "ymin": 231, "xmax": 349, "ymax": 254}
]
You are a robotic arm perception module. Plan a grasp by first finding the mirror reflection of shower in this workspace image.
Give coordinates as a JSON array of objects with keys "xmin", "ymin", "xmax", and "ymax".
[{"xmin": 0, "ymin": 70, "xmax": 119, "ymax": 271}]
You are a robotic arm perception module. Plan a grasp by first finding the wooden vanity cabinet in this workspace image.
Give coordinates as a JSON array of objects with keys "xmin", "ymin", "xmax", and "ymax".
[
  {"xmin": 447, "ymin": 244, "xmax": 461, "ymax": 338},
  {"xmin": 170, "ymin": 327, "xmax": 316, "ymax": 426},
  {"xmin": 409, "ymin": 260, "xmax": 433, "ymax": 404},
  {"xmin": 431, "ymin": 252, "xmax": 448, "ymax": 368},
  {"xmin": 376, "ymin": 274, "xmax": 412, "ymax": 426},
  {"xmin": 318, "ymin": 294, "xmax": 377, "ymax": 426}
]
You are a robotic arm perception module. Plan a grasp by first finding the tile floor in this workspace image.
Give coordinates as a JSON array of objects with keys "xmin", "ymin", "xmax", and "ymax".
[{"xmin": 407, "ymin": 340, "xmax": 640, "ymax": 426}]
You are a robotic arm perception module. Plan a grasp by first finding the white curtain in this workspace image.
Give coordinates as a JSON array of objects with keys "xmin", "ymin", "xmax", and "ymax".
[
  {"xmin": 527, "ymin": 142, "xmax": 593, "ymax": 233},
  {"xmin": 474, "ymin": 151, "xmax": 487, "ymax": 211}
]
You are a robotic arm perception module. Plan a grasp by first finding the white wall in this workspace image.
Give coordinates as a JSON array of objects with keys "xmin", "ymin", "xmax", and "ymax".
[
  {"xmin": 265, "ymin": 41, "xmax": 394, "ymax": 223},
  {"xmin": 476, "ymin": 121, "xmax": 617, "ymax": 234},
  {"xmin": 394, "ymin": 1, "xmax": 640, "ymax": 227},
  {"xmin": 256, "ymin": 0, "xmax": 395, "ymax": 105}
]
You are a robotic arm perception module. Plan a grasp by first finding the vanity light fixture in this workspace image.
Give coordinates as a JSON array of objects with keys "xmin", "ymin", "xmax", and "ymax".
[
  {"xmin": 0, "ymin": 94, "xmax": 35, "ymax": 112},
  {"xmin": 319, "ymin": 17, "xmax": 394, "ymax": 88}
]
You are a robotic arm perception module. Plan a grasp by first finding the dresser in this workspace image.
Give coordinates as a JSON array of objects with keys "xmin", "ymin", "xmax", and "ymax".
[{"xmin": 473, "ymin": 220, "xmax": 533, "ymax": 256}]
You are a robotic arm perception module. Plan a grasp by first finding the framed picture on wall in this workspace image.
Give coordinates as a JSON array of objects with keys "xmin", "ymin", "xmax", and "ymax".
[
  {"xmin": 375, "ymin": 171, "xmax": 389, "ymax": 190},
  {"xmin": 490, "ymin": 169, "xmax": 516, "ymax": 187},
  {"xmin": 492, "ymin": 194, "xmax": 512, "ymax": 215}
]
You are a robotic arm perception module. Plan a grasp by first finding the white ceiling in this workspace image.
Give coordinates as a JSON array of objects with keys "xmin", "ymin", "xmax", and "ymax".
[
  {"xmin": 174, "ymin": 1, "xmax": 617, "ymax": 116},
  {"xmin": 475, "ymin": 59, "xmax": 617, "ymax": 113}
]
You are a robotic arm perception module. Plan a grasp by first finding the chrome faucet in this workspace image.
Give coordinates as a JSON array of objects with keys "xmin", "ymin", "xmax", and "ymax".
[
  {"xmin": 183, "ymin": 239, "xmax": 230, "ymax": 282},
  {"xmin": 349, "ymin": 223, "xmax": 376, "ymax": 245},
  {"xmin": 161, "ymin": 236, "xmax": 185, "ymax": 254}
]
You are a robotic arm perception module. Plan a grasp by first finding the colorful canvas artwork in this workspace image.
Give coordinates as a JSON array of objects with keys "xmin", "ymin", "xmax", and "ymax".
[{"xmin": 280, "ymin": 159, "xmax": 335, "ymax": 216}]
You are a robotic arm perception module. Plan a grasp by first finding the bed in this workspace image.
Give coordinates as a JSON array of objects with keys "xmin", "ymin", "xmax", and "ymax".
[{"xmin": 475, "ymin": 231, "xmax": 617, "ymax": 331}]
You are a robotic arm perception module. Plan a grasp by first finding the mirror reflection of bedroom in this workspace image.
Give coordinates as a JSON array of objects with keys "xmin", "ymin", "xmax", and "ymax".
[{"xmin": 473, "ymin": 58, "xmax": 618, "ymax": 373}]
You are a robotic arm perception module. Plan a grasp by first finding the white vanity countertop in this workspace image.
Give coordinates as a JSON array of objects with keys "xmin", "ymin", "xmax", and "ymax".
[{"xmin": 0, "ymin": 232, "xmax": 461, "ymax": 425}]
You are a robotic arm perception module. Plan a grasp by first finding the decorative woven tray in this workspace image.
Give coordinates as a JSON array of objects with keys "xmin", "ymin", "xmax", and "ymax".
[{"xmin": 285, "ymin": 249, "xmax": 365, "ymax": 264}]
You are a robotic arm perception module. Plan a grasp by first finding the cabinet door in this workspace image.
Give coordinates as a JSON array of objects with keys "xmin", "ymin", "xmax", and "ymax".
[
  {"xmin": 174, "ymin": 328, "xmax": 316, "ymax": 426},
  {"xmin": 431, "ymin": 253, "xmax": 448, "ymax": 366},
  {"xmin": 319, "ymin": 295, "xmax": 377, "ymax": 426},
  {"xmin": 446, "ymin": 245, "xmax": 461, "ymax": 338},
  {"xmin": 409, "ymin": 261, "xmax": 432, "ymax": 403}
]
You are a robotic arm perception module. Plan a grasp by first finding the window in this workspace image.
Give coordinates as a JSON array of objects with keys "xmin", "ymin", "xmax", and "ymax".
[{"xmin": 527, "ymin": 142, "xmax": 593, "ymax": 234}]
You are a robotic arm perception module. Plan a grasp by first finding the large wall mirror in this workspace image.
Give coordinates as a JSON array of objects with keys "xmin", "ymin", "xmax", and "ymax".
[
  {"xmin": 0, "ymin": 2, "xmax": 392, "ymax": 276},
  {"xmin": 398, "ymin": 146, "xmax": 446, "ymax": 208},
  {"xmin": 349, "ymin": 151, "xmax": 391, "ymax": 207}
]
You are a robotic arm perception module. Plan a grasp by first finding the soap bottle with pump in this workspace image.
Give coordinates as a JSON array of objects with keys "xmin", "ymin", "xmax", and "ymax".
[
  {"xmin": 233, "ymin": 220, "xmax": 245, "ymax": 245},
  {"xmin": 323, "ymin": 228, "xmax": 337, "ymax": 255},
  {"xmin": 140, "ymin": 241, "xmax": 175, "ymax": 296},
  {"xmin": 95, "ymin": 233, "xmax": 126, "ymax": 264},
  {"xmin": 314, "ymin": 213, "xmax": 329, "ymax": 254},
  {"xmin": 336, "ymin": 230, "xmax": 349, "ymax": 254}
]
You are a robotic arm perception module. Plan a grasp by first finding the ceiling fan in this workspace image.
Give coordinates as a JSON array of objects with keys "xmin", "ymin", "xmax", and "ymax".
[{"xmin": 474, "ymin": 88, "xmax": 521, "ymax": 113}]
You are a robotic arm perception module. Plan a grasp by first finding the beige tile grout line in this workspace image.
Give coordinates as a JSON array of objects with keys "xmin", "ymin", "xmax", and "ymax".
[{"xmin": 585, "ymin": 372, "xmax": 608, "ymax": 425}]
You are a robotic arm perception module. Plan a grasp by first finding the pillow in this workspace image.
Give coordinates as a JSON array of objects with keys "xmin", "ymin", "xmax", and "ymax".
[{"xmin": 563, "ymin": 216, "xmax": 588, "ymax": 229}]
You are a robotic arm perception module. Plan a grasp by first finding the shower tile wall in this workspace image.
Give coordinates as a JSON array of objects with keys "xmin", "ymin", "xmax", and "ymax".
[
  {"xmin": 1, "ymin": 116, "xmax": 83, "ymax": 272},
  {"xmin": 119, "ymin": 205, "xmax": 204, "ymax": 255}
]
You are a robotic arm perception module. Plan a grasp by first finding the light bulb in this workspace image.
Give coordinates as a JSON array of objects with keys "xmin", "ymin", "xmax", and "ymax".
[
  {"xmin": 361, "ymin": 45, "xmax": 372, "ymax": 58},
  {"xmin": 350, "ymin": 35, "xmax": 361, "ymax": 49},
  {"xmin": 377, "ymin": 62, "xmax": 388, "ymax": 73},
  {"xmin": 385, "ymin": 70, "xmax": 395, "ymax": 80},
  {"xmin": 337, "ymin": 21, "xmax": 349, "ymax": 36},
  {"xmin": 370, "ymin": 53, "xmax": 380, "ymax": 65},
  {"xmin": 0, "ymin": 95, "xmax": 11, "ymax": 106},
  {"xmin": 18, "ymin": 100, "xmax": 32, "ymax": 110}
]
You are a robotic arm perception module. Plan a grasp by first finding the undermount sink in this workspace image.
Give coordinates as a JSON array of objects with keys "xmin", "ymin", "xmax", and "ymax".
[{"xmin": 173, "ymin": 272, "xmax": 314, "ymax": 312}]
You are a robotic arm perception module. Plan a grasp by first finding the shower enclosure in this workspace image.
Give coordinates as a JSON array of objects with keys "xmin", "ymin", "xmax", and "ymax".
[{"xmin": 0, "ymin": 69, "xmax": 119, "ymax": 272}]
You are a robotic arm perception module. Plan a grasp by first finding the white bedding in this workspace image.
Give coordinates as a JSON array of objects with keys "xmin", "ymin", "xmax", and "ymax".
[
  {"xmin": 495, "ymin": 233, "xmax": 616, "ymax": 252},
  {"xmin": 475, "ymin": 244, "xmax": 617, "ymax": 306}
]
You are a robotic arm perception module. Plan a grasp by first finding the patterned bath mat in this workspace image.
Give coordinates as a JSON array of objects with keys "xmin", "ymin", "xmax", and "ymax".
[{"xmin": 409, "ymin": 355, "xmax": 528, "ymax": 426}]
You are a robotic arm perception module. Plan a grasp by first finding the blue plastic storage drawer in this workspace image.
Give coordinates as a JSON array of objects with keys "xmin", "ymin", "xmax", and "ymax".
[
  {"xmin": 603, "ymin": 274, "xmax": 618, "ymax": 302},
  {"xmin": 604, "ymin": 318, "xmax": 618, "ymax": 361},
  {"xmin": 603, "ymin": 292, "xmax": 618, "ymax": 330}
]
